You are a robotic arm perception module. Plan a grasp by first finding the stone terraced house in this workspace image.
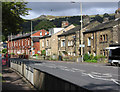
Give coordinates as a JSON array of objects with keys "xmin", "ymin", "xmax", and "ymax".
[
  {"xmin": 58, "ymin": 20, "xmax": 100, "ymax": 57},
  {"xmin": 39, "ymin": 22, "xmax": 75, "ymax": 57},
  {"xmin": 83, "ymin": 9, "xmax": 120, "ymax": 57}
]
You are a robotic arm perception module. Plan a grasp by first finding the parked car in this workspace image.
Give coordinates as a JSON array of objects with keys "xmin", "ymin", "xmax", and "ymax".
[{"xmin": 108, "ymin": 47, "xmax": 120, "ymax": 66}]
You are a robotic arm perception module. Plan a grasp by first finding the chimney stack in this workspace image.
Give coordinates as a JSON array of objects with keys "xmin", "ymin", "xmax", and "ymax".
[
  {"xmin": 115, "ymin": 8, "xmax": 120, "ymax": 19},
  {"xmin": 103, "ymin": 17, "xmax": 109, "ymax": 23},
  {"xmin": 61, "ymin": 21, "xmax": 69, "ymax": 28}
]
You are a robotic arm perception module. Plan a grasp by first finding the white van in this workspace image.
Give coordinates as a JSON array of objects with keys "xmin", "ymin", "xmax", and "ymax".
[{"xmin": 107, "ymin": 47, "xmax": 120, "ymax": 66}]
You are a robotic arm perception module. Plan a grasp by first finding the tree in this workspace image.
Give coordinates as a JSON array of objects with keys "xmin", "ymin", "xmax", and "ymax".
[
  {"xmin": 94, "ymin": 14, "xmax": 103, "ymax": 23},
  {"xmin": 2, "ymin": 48, "xmax": 7, "ymax": 54},
  {"xmin": 2, "ymin": 2, "xmax": 31, "ymax": 41},
  {"xmin": 103, "ymin": 13, "xmax": 110, "ymax": 18},
  {"xmin": 34, "ymin": 20, "xmax": 56, "ymax": 31}
]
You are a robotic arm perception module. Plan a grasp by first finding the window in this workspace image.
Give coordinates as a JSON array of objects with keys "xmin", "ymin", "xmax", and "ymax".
[
  {"xmin": 93, "ymin": 52, "xmax": 96, "ymax": 56},
  {"xmin": 42, "ymin": 41, "xmax": 44, "ymax": 47},
  {"xmin": 45, "ymin": 32, "xmax": 47, "ymax": 35},
  {"xmin": 73, "ymin": 53, "xmax": 76, "ymax": 56},
  {"xmin": 71, "ymin": 41, "xmax": 73, "ymax": 46},
  {"xmin": 25, "ymin": 39, "xmax": 27, "ymax": 46},
  {"xmin": 68, "ymin": 41, "xmax": 73, "ymax": 46},
  {"xmin": 68, "ymin": 41, "xmax": 71, "ymax": 46},
  {"xmin": 28, "ymin": 39, "xmax": 30, "ymax": 45},
  {"xmin": 19, "ymin": 40, "xmax": 20, "ymax": 46},
  {"xmin": 100, "ymin": 35, "xmax": 102, "ymax": 42},
  {"xmin": 61, "ymin": 40, "xmax": 65, "ymax": 47},
  {"xmin": 22, "ymin": 40, "xmax": 23, "ymax": 46},
  {"xmin": 40, "ymin": 32, "xmax": 42, "ymax": 36},
  {"xmin": 88, "ymin": 51, "xmax": 91, "ymax": 55},
  {"xmin": 103, "ymin": 35, "xmax": 105, "ymax": 41},
  {"xmin": 14, "ymin": 41, "xmax": 15, "ymax": 46},
  {"xmin": 103, "ymin": 50, "xmax": 105, "ymax": 56},
  {"xmin": 100, "ymin": 34, "xmax": 108, "ymax": 43},
  {"xmin": 46, "ymin": 40, "xmax": 49, "ymax": 47},
  {"xmin": 105, "ymin": 34, "xmax": 108, "ymax": 42},
  {"xmin": 87, "ymin": 37, "xmax": 91, "ymax": 46}
]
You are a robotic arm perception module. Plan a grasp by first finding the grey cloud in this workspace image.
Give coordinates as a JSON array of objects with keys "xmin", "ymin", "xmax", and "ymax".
[{"xmin": 24, "ymin": 2, "xmax": 118, "ymax": 17}]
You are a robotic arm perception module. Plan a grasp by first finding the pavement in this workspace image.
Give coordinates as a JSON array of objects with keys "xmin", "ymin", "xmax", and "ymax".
[{"xmin": 2, "ymin": 66, "xmax": 36, "ymax": 91}]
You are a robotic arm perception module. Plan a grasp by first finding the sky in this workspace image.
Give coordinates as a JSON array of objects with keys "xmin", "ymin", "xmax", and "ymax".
[{"xmin": 21, "ymin": 2, "xmax": 118, "ymax": 20}]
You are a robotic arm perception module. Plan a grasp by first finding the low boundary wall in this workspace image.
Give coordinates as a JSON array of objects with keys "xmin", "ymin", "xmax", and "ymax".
[{"xmin": 9, "ymin": 58, "xmax": 91, "ymax": 91}]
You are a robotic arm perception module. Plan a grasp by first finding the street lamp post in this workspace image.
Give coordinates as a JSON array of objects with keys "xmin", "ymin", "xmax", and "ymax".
[
  {"xmin": 31, "ymin": 20, "xmax": 33, "ymax": 56},
  {"xmin": 71, "ymin": 1, "xmax": 83, "ymax": 62},
  {"xmin": 80, "ymin": 2, "xmax": 83, "ymax": 62}
]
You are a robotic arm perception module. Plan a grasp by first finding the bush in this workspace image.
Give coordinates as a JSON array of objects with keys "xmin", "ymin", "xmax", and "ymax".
[
  {"xmin": 10, "ymin": 52, "xmax": 15, "ymax": 55},
  {"xmin": 34, "ymin": 54, "xmax": 39, "ymax": 56},
  {"xmin": 98, "ymin": 55, "xmax": 106, "ymax": 58},
  {"xmin": 94, "ymin": 56, "xmax": 98, "ymax": 60},
  {"xmin": 2, "ymin": 48, "xmax": 7, "ymax": 53},
  {"xmin": 41, "ymin": 50, "xmax": 46, "ymax": 56},
  {"xmin": 83, "ymin": 53, "xmax": 90, "ymax": 61},
  {"xmin": 85, "ymin": 59, "xmax": 97, "ymax": 63},
  {"xmin": 90, "ymin": 54, "xmax": 94, "ymax": 60}
]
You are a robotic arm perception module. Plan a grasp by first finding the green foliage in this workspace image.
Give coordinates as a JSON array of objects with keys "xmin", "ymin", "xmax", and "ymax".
[
  {"xmin": 2, "ymin": 48, "xmax": 7, "ymax": 53},
  {"xmin": 85, "ymin": 59, "xmax": 97, "ymax": 63},
  {"xmin": 103, "ymin": 13, "xmax": 110, "ymax": 18},
  {"xmin": 98, "ymin": 55, "xmax": 106, "ymax": 58},
  {"xmin": 83, "ymin": 53, "xmax": 90, "ymax": 61},
  {"xmin": 41, "ymin": 50, "xmax": 46, "ymax": 56},
  {"xmin": 10, "ymin": 52, "xmax": 15, "ymax": 55},
  {"xmin": 22, "ymin": 13, "xmax": 115, "ymax": 34},
  {"xmin": 2, "ymin": 2, "xmax": 31, "ymax": 40},
  {"xmin": 94, "ymin": 56, "xmax": 98, "ymax": 60},
  {"xmin": 34, "ymin": 20, "xmax": 56, "ymax": 31},
  {"xmin": 90, "ymin": 54, "xmax": 94, "ymax": 60},
  {"xmin": 33, "ymin": 54, "xmax": 39, "ymax": 56},
  {"xmin": 83, "ymin": 53, "xmax": 98, "ymax": 63},
  {"xmin": 93, "ymin": 14, "xmax": 103, "ymax": 23}
]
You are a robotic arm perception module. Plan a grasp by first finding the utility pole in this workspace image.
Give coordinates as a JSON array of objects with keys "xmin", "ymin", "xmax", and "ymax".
[
  {"xmin": 80, "ymin": 2, "xmax": 83, "ymax": 62},
  {"xmin": 31, "ymin": 20, "xmax": 33, "ymax": 56},
  {"xmin": 71, "ymin": 1, "xmax": 84, "ymax": 62}
]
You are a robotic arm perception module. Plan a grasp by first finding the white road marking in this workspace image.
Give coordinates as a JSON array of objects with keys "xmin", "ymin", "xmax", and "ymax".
[
  {"xmin": 91, "ymin": 72, "xmax": 101, "ymax": 75},
  {"xmin": 34, "ymin": 63, "xmax": 120, "ymax": 85}
]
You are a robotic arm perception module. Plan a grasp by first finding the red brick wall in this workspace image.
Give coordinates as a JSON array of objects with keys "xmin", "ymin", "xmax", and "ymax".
[
  {"xmin": 33, "ymin": 42, "xmax": 40, "ymax": 54},
  {"xmin": 32, "ymin": 29, "xmax": 49, "ymax": 36},
  {"xmin": 7, "ymin": 29, "xmax": 48, "ymax": 56}
]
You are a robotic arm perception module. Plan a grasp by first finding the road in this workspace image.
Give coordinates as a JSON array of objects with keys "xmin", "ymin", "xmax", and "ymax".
[{"xmin": 29, "ymin": 60, "xmax": 120, "ymax": 91}]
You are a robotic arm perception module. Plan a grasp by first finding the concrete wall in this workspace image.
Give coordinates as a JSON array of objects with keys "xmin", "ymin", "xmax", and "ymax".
[{"xmin": 9, "ymin": 59, "xmax": 90, "ymax": 91}]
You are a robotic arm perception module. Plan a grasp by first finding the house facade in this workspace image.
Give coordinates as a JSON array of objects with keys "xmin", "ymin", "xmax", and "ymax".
[
  {"xmin": 58, "ymin": 20, "xmax": 100, "ymax": 57},
  {"xmin": 83, "ymin": 10, "xmax": 120, "ymax": 57},
  {"xmin": 7, "ymin": 29, "xmax": 48, "ymax": 55},
  {"xmin": 39, "ymin": 35, "xmax": 51, "ymax": 56},
  {"xmin": 39, "ymin": 24, "xmax": 75, "ymax": 56}
]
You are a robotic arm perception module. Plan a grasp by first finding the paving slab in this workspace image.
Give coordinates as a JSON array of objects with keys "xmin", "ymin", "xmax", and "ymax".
[{"xmin": 2, "ymin": 66, "xmax": 36, "ymax": 91}]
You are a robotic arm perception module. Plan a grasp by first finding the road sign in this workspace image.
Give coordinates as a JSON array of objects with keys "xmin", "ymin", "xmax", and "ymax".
[{"xmin": 79, "ymin": 44, "xmax": 85, "ymax": 47}]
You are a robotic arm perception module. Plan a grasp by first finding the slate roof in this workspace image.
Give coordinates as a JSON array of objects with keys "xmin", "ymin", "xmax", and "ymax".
[
  {"xmin": 58, "ymin": 21, "xmax": 98, "ymax": 37},
  {"xmin": 9, "ymin": 30, "xmax": 44, "ymax": 41},
  {"xmin": 84, "ymin": 18, "xmax": 120, "ymax": 33},
  {"xmin": 58, "ymin": 25, "xmax": 80, "ymax": 37}
]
